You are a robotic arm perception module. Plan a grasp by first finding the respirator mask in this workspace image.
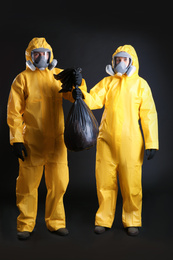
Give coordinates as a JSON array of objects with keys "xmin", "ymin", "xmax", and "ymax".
[
  {"xmin": 106, "ymin": 51, "xmax": 136, "ymax": 77},
  {"xmin": 114, "ymin": 60, "xmax": 128, "ymax": 76},
  {"xmin": 32, "ymin": 48, "xmax": 50, "ymax": 70},
  {"xmin": 26, "ymin": 48, "xmax": 58, "ymax": 71}
]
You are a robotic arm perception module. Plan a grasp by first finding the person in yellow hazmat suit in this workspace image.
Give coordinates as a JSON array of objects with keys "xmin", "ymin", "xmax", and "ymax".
[
  {"xmin": 7, "ymin": 37, "xmax": 85, "ymax": 240},
  {"xmin": 73, "ymin": 45, "xmax": 159, "ymax": 236}
]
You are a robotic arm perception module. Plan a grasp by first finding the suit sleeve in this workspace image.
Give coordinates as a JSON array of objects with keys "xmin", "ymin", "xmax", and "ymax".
[
  {"xmin": 81, "ymin": 77, "xmax": 108, "ymax": 110},
  {"xmin": 7, "ymin": 74, "xmax": 26, "ymax": 144},
  {"xmin": 140, "ymin": 81, "xmax": 159, "ymax": 150}
]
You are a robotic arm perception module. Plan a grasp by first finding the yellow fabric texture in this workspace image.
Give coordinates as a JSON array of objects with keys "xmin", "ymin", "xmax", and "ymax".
[
  {"xmin": 7, "ymin": 37, "xmax": 86, "ymax": 232},
  {"xmin": 82, "ymin": 45, "xmax": 159, "ymax": 228}
]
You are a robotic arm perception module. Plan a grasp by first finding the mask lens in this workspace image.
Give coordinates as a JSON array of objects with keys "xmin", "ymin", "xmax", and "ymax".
[{"xmin": 33, "ymin": 51, "xmax": 50, "ymax": 63}]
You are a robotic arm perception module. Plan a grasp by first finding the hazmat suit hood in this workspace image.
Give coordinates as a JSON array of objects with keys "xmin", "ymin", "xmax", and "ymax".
[
  {"xmin": 25, "ymin": 37, "xmax": 57, "ymax": 71},
  {"xmin": 106, "ymin": 45, "xmax": 139, "ymax": 77}
]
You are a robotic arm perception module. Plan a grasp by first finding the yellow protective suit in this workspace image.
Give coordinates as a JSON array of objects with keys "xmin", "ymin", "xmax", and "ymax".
[
  {"xmin": 82, "ymin": 45, "xmax": 159, "ymax": 228},
  {"xmin": 7, "ymin": 37, "xmax": 86, "ymax": 232}
]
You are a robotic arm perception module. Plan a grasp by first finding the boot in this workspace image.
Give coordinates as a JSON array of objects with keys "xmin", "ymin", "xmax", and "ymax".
[
  {"xmin": 53, "ymin": 228, "xmax": 69, "ymax": 236},
  {"xmin": 127, "ymin": 227, "xmax": 139, "ymax": 236},
  {"xmin": 17, "ymin": 231, "xmax": 31, "ymax": 240},
  {"xmin": 94, "ymin": 226, "xmax": 106, "ymax": 234}
]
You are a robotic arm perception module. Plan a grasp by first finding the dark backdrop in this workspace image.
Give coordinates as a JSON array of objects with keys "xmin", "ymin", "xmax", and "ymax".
[{"xmin": 0, "ymin": 2, "xmax": 172, "ymax": 259}]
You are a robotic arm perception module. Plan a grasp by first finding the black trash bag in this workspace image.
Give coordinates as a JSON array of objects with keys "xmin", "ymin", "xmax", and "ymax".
[
  {"xmin": 54, "ymin": 67, "xmax": 99, "ymax": 151},
  {"xmin": 64, "ymin": 94, "xmax": 99, "ymax": 151}
]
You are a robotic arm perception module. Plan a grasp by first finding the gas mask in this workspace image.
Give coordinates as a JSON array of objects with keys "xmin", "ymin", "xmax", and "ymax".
[
  {"xmin": 33, "ymin": 50, "xmax": 50, "ymax": 70},
  {"xmin": 114, "ymin": 61, "xmax": 127, "ymax": 76},
  {"xmin": 26, "ymin": 48, "xmax": 58, "ymax": 71},
  {"xmin": 106, "ymin": 51, "xmax": 136, "ymax": 77}
]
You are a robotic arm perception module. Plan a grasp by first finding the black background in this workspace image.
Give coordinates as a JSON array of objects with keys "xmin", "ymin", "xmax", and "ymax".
[{"xmin": 0, "ymin": 2, "xmax": 173, "ymax": 259}]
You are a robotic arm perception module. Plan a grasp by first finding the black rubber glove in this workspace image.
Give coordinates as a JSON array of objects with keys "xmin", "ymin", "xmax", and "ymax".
[
  {"xmin": 13, "ymin": 142, "xmax": 28, "ymax": 161},
  {"xmin": 146, "ymin": 149, "xmax": 157, "ymax": 160},
  {"xmin": 72, "ymin": 87, "xmax": 83, "ymax": 100},
  {"xmin": 73, "ymin": 68, "xmax": 82, "ymax": 87}
]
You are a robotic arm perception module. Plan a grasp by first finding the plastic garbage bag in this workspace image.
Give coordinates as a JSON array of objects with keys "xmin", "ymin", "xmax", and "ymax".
[
  {"xmin": 64, "ymin": 95, "xmax": 99, "ymax": 151},
  {"xmin": 54, "ymin": 68, "xmax": 99, "ymax": 151}
]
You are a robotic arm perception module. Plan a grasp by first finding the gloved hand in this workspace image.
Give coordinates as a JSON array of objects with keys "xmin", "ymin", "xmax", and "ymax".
[
  {"xmin": 146, "ymin": 149, "xmax": 157, "ymax": 160},
  {"xmin": 73, "ymin": 68, "xmax": 82, "ymax": 87},
  {"xmin": 13, "ymin": 142, "xmax": 28, "ymax": 161},
  {"xmin": 72, "ymin": 87, "xmax": 83, "ymax": 100}
]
